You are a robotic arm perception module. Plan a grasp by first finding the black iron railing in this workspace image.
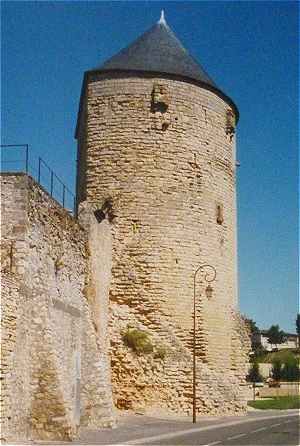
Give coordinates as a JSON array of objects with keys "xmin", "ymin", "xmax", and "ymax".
[{"xmin": 1, "ymin": 144, "xmax": 76, "ymax": 214}]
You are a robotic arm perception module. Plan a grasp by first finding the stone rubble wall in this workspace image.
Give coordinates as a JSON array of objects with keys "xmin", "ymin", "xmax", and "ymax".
[
  {"xmin": 1, "ymin": 174, "xmax": 30, "ymax": 441},
  {"xmin": 108, "ymin": 304, "xmax": 250, "ymax": 415},
  {"xmin": 1, "ymin": 174, "xmax": 115, "ymax": 443},
  {"xmin": 76, "ymin": 72, "xmax": 250, "ymax": 416}
]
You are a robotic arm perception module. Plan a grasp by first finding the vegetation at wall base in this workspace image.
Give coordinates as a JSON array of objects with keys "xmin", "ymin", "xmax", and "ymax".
[
  {"xmin": 122, "ymin": 327, "xmax": 153, "ymax": 355},
  {"xmin": 248, "ymin": 395, "xmax": 300, "ymax": 410}
]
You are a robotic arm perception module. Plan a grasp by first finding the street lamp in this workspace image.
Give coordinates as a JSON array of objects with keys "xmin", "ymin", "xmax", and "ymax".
[{"xmin": 192, "ymin": 264, "xmax": 217, "ymax": 423}]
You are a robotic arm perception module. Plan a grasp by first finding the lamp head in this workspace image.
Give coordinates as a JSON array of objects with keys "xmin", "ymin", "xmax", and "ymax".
[{"xmin": 205, "ymin": 284, "xmax": 213, "ymax": 299}]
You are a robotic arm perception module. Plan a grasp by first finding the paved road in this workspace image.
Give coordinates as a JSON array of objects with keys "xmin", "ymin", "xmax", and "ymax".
[
  {"xmin": 130, "ymin": 414, "xmax": 298, "ymax": 445},
  {"xmin": 76, "ymin": 411, "xmax": 299, "ymax": 446}
]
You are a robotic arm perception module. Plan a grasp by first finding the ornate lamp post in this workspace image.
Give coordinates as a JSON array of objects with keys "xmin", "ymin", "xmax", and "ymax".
[{"xmin": 192, "ymin": 264, "xmax": 217, "ymax": 423}]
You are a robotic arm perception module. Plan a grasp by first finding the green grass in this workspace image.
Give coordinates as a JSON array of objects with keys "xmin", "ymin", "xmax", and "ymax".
[
  {"xmin": 248, "ymin": 396, "xmax": 300, "ymax": 410},
  {"xmin": 256, "ymin": 349, "xmax": 300, "ymax": 364}
]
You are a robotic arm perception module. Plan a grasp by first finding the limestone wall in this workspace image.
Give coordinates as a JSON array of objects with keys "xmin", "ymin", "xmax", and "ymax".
[
  {"xmin": 76, "ymin": 73, "xmax": 250, "ymax": 415},
  {"xmin": 1, "ymin": 174, "xmax": 114, "ymax": 443}
]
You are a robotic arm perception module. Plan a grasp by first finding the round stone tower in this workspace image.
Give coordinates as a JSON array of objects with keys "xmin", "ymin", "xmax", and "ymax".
[{"xmin": 76, "ymin": 13, "xmax": 249, "ymax": 415}]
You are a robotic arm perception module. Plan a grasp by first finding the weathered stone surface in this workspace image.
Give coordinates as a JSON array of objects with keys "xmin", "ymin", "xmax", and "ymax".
[
  {"xmin": 76, "ymin": 73, "xmax": 250, "ymax": 416},
  {"xmin": 1, "ymin": 174, "xmax": 115, "ymax": 443},
  {"xmin": 1, "ymin": 70, "xmax": 250, "ymax": 441}
]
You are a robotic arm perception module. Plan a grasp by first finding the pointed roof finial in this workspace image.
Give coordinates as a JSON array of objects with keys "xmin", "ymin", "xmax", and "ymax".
[{"xmin": 158, "ymin": 10, "xmax": 166, "ymax": 26}]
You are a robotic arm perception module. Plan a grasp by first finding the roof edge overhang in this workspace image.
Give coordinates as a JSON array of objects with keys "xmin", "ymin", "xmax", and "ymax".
[{"xmin": 75, "ymin": 69, "xmax": 239, "ymax": 139}]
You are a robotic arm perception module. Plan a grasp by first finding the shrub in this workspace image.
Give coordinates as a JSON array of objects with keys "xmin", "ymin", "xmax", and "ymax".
[
  {"xmin": 122, "ymin": 328, "xmax": 153, "ymax": 355},
  {"xmin": 281, "ymin": 356, "xmax": 300, "ymax": 381},
  {"xmin": 271, "ymin": 359, "xmax": 282, "ymax": 381}
]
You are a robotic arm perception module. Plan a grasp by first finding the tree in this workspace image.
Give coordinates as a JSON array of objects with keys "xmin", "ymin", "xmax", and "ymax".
[
  {"xmin": 244, "ymin": 318, "xmax": 263, "ymax": 356},
  {"xmin": 296, "ymin": 314, "xmax": 300, "ymax": 348},
  {"xmin": 282, "ymin": 356, "xmax": 300, "ymax": 382},
  {"xmin": 266, "ymin": 325, "xmax": 286, "ymax": 350},
  {"xmin": 246, "ymin": 318, "xmax": 259, "ymax": 336},
  {"xmin": 247, "ymin": 361, "xmax": 263, "ymax": 383},
  {"xmin": 271, "ymin": 359, "xmax": 282, "ymax": 381},
  {"xmin": 247, "ymin": 361, "xmax": 263, "ymax": 401}
]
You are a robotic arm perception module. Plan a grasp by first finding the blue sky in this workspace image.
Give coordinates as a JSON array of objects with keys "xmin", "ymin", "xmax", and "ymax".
[{"xmin": 2, "ymin": 1, "xmax": 298, "ymax": 332}]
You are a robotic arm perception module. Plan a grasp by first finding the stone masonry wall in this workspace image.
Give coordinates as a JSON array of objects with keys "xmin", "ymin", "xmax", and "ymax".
[
  {"xmin": 1, "ymin": 174, "xmax": 115, "ymax": 443},
  {"xmin": 76, "ymin": 72, "xmax": 250, "ymax": 416}
]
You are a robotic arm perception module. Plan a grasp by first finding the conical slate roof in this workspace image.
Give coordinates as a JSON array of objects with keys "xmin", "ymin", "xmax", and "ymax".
[
  {"xmin": 76, "ymin": 13, "xmax": 239, "ymax": 137},
  {"xmin": 96, "ymin": 12, "xmax": 217, "ymax": 89}
]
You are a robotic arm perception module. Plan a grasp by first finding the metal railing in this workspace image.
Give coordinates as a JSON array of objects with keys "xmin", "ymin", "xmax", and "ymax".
[{"xmin": 1, "ymin": 144, "xmax": 76, "ymax": 214}]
